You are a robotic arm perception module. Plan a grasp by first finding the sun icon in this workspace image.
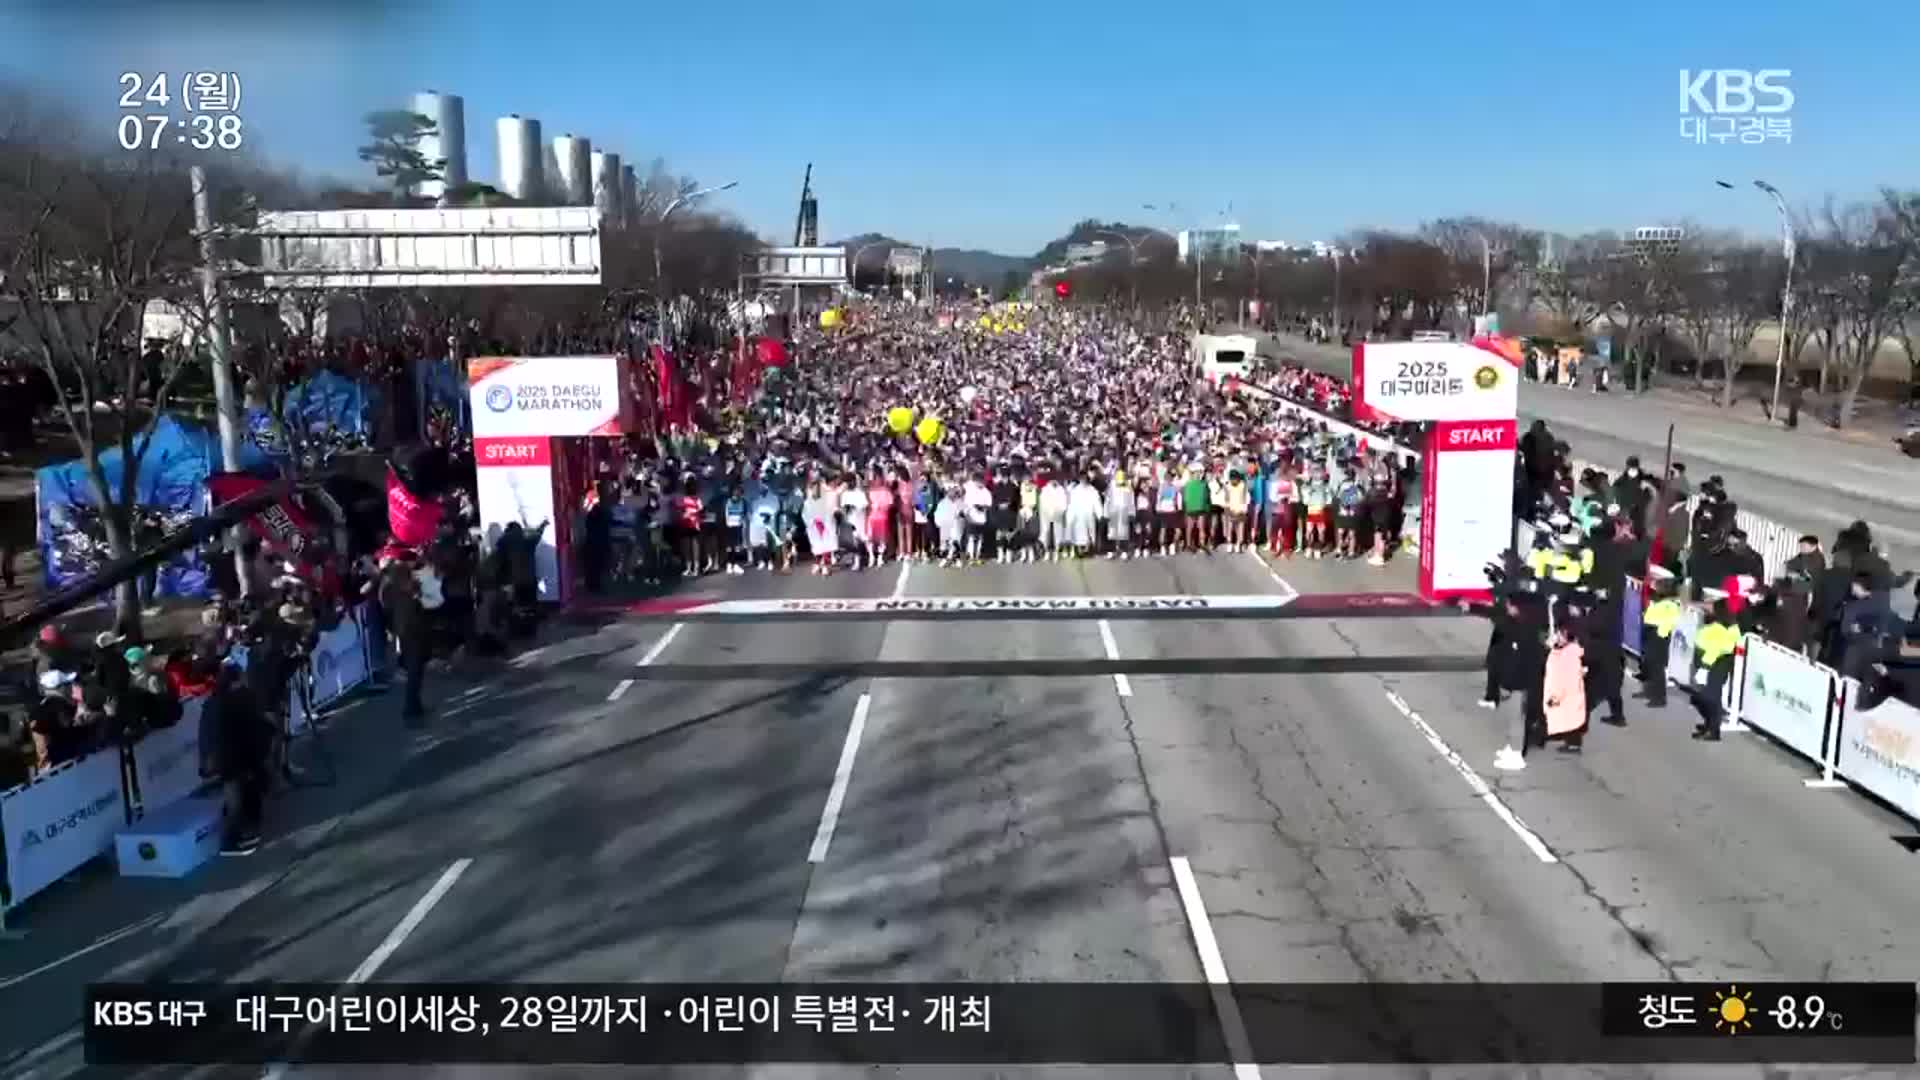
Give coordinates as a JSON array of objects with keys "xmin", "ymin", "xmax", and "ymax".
[{"xmin": 1712, "ymin": 985, "xmax": 1753, "ymax": 1034}]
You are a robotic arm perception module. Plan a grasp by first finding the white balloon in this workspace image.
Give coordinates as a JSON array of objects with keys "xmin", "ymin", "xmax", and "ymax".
[{"xmin": 960, "ymin": 385, "xmax": 978, "ymax": 405}]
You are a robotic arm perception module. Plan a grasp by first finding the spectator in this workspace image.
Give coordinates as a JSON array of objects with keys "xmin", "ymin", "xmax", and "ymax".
[{"xmin": 200, "ymin": 658, "xmax": 270, "ymax": 856}]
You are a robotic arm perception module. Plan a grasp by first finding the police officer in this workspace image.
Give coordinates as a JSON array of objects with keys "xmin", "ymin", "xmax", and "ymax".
[
  {"xmin": 1528, "ymin": 523, "xmax": 1594, "ymax": 618},
  {"xmin": 1638, "ymin": 576, "xmax": 1684, "ymax": 707},
  {"xmin": 1691, "ymin": 601, "xmax": 1742, "ymax": 741}
]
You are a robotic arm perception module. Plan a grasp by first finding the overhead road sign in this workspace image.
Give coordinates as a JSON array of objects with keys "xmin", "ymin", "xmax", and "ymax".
[
  {"xmin": 755, "ymin": 246, "xmax": 848, "ymax": 285},
  {"xmin": 253, "ymin": 206, "xmax": 603, "ymax": 288}
]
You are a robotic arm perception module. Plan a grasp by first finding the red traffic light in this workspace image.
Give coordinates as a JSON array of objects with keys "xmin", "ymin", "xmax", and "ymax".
[{"xmin": 1054, "ymin": 280, "xmax": 1071, "ymax": 298}]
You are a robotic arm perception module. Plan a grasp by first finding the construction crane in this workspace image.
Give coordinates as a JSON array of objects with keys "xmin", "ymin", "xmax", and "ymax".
[{"xmin": 793, "ymin": 164, "xmax": 817, "ymax": 247}]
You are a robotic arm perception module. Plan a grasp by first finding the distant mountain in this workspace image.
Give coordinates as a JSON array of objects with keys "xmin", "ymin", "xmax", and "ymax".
[
  {"xmin": 1032, "ymin": 219, "xmax": 1166, "ymax": 266},
  {"xmin": 830, "ymin": 234, "xmax": 1030, "ymax": 287},
  {"xmin": 928, "ymin": 247, "xmax": 1029, "ymax": 286}
]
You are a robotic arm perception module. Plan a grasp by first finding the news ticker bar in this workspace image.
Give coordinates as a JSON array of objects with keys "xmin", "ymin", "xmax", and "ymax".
[{"xmin": 85, "ymin": 982, "xmax": 1916, "ymax": 1065}]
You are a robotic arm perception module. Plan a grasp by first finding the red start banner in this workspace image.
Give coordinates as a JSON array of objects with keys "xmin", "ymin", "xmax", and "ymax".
[{"xmin": 475, "ymin": 436, "xmax": 552, "ymax": 468}]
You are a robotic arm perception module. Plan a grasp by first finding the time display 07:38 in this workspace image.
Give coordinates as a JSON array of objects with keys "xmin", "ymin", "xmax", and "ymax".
[{"xmin": 116, "ymin": 71, "xmax": 245, "ymax": 152}]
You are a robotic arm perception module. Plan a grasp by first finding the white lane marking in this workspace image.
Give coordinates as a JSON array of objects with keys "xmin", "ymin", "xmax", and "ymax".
[
  {"xmin": 807, "ymin": 694, "xmax": 872, "ymax": 864},
  {"xmin": 1096, "ymin": 618, "xmax": 1133, "ymax": 697},
  {"xmin": 637, "ymin": 623, "xmax": 684, "ymax": 667},
  {"xmin": 262, "ymin": 858, "xmax": 473, "ymax": 1080},
  {"xmin": 607, "ymin": 678, "xmax": 634, "ymax": 702},
  {"xmin": 892, "ymin": 558, "xmax": 912, "ymax": 598},
  {"xmin": 1248, "ymin": 548, "xmax": 1296, "ymax": 594},
  {"xmin": 1383, "ymin": 691, "xmax": 1558, "ymax": 864},
  {"xmin": 509, "ymin": 645, "xmax": 547, "ymax": 668},
  {"xmin": 1170, "ymin": 856, "xmax": 1264, "ymax": 1080},
  {"xmin": 0, "ymin": 913, "xmax": 164, "ymax": 990}
]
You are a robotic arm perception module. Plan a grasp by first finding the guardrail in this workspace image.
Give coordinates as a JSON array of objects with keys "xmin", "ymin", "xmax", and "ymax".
[
  {"xmin": 1229, "ymin": 380, "xmax": 1420, "ymax": 466},
  {"xmin": 0, "ymin": 603, "xmax": 375, "ymax": 922}
]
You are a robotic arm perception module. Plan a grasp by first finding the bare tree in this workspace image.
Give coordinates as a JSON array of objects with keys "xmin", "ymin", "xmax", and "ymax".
[
  {"xmin": 1818, "ymin": 196, "xmax": 1915, "ymax": 427},
  {"xmin": 0, "ymin": 123, "xmax": 203, "ymax": 635},
  {"xmin": 1420, "ymin": 216, "xmax": 1537, "ymax": 329}
]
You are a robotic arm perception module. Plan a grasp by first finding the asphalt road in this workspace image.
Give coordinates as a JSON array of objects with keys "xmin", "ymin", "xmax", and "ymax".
[
  {"xmin": 1249, "ymin": 330, "xmax": 1920, "ymax": 571},
  {"xmin": 14, "ymin": 550, "xmax": 1920, "ymax": 1080}
]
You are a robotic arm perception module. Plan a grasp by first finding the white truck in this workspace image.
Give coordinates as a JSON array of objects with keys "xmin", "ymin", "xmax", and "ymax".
[{"xmin": 1189, "ymin": 333, "xmax": 1258, "ymax": 388}]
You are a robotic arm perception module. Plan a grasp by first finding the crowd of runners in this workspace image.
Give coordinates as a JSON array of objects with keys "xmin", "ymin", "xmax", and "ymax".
[{"xmin": 581, "ymin": 305, "xmax": 1429, "ymax": 588}]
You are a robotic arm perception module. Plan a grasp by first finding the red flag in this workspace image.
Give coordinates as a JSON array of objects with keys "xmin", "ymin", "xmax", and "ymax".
[
  {"xmin": 386, "ymin": 466, "xmax": 443, "ymax": 546},
  {"xmin": 207, "ymin": 473, "xmax": 316, "ymax": 555},
  {"xmin": 651, "ymin": 344, "xmax": 695, "ymax": 431}
]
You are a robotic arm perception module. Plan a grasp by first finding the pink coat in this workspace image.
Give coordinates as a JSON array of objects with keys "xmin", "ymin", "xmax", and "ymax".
[{"xmin": 1544, "ymin": 640, "xmax": 1587, "ymax": 736}]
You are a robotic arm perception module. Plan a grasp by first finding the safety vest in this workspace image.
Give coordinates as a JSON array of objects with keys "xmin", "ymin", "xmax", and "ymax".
[
  {"xmin": 1696, "ymin": 621, "xmax": 1741, "ymax": 667},
  {"xmin": 1527, "ymin": 546, "xmax": 1592, "ymax": 585},
  {"xmin": 1643, "ymin": 598, "xmax": 1683, "ymax": 639}
]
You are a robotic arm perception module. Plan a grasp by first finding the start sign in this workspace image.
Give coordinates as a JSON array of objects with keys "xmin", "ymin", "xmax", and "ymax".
[{"xmin": 1352, "ymin": 338, "xmax": 1520, "ymax": 424}]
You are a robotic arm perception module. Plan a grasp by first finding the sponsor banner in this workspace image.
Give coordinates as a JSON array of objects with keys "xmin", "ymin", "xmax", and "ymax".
[
  {"xmin": 1737, "ymin": 636, "xmax": 1835, "ymax": 763},
  {"xmin": 468, "ymin": 355, "xmax": 633, "ymax": 438},
  {"xmin": 1835, "ymin": 688, "xmax": 1920, "ymax": 823},
  {"xmin": 1, "ymin": 749, "xmax": 126, "ymax": 907},
  {"xmin": 288, "ymin": 604, "xmax": 373, "ymax": 734},
  {"xmin": 1353, "ymin": 339, "xmax": 1520, "ymax": 424},
  {"xmin": 1667, "ymin": 605, "xmax": 1700, "ymax": 687},
  {"xmin": 131, "ymin": 698, "xmax": 207, "ymax": 816}
]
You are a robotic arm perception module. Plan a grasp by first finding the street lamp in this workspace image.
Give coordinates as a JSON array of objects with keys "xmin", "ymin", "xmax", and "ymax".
[
  {"xmin": 654, "ymin": 180, "xmax": 739, "ymax": 344},
  {"xmin": 848, "ymin": 240, "xmax": 891, "ymax": 292},
  {"xmin": 1093, "ymin": 228, "xmax": 1145, "ymax": 310},
  {"xmin": 1144, "ymin": 202, "xmax": 1206, "ymax": 313},
  {"xmin": 1717, "ymin": 178, "xmax": 1796, "ymax": 420}
]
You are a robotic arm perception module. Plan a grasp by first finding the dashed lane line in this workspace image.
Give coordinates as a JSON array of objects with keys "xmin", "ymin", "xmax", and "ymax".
[{"xmin": 1383, "ymin": 690, "xmax": 1558, "ymax": 864}]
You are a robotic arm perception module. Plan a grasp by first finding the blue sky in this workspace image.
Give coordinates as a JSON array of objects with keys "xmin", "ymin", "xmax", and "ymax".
[{"xmin": 3, "ymin": 0, "xmax": 1913, "ymax": 255}]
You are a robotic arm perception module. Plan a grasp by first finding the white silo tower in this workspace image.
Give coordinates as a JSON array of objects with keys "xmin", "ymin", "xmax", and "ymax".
[
  {"xmin": 621, "ymin": 165, "xmax": 639, "ymax": 224},
  {"xmin": 591, "ymin": 150, "xmax": 622, "ymax": 223},
  {"xmin": 552, "ymin": 134, "xmax": 592, "ymax": 205},
  {"xmin": 411, "ymin": 90, "xmax": 467, "ymax": 200},
  {"xmin": 495, "ymin": 114, "xmax": 543, "ymax": 201}
]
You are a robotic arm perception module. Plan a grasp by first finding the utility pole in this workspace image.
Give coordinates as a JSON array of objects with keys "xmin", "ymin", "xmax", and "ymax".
[{"xmin": 191, "ymin": 164, "xmax": 251, "ymax": 596}]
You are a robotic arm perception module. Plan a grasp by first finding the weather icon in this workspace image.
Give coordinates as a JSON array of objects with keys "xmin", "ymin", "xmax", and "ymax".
[{"xmin": 1712, "ymin": 985, "xmax": 1753, "ymax": 1034}]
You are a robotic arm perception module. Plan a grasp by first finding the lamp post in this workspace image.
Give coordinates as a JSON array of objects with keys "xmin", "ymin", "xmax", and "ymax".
[
  {"xmin": 653, "ymin": 180, "xmax": 738, "ymax": 345},
  {"xmin": 1144, "ymin": 202, "xmax": 1206, "ymax": 315},
  {"xmin": 848, "ymin": 240, "xmax": 891, "ymax": 293},
  {"xmin": 1717, "ymin": 178, "xmax": 1796, "ymax": 420},
  {"xmin": 1093, "ymin": 228, "xmax": 1145, "ymax": 310},
  {"xmin": 1331, "ymin": 249, "xmax": 1343, "ymax": 339}
]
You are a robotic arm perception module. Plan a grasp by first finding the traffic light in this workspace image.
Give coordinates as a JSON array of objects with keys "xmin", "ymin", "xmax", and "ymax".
[{"xmin": 1054, "ymin": 280, "xmax": 1071, "ymax": 298}]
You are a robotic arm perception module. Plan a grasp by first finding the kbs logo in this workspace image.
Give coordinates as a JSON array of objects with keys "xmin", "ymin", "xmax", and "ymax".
[
  {"xmin": 1680, "ymin": 69, "xmax": 1794, "ymax": 114},
  {"xmin": 1678, "ymin": 70, "xmax": 1794, "ymax": 147}
]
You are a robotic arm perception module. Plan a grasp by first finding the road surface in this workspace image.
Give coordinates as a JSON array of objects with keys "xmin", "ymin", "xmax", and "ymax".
[
  {"xmin": 7, "ymin": 551, "xmax": 1917, "ymax": 1079},
  {"xmin": 1251, "ymin": 330, "xmax": 1920, "ymax": 572}
]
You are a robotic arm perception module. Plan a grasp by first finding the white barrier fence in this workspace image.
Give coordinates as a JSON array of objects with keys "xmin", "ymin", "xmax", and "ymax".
[
  {"xmin": 1720, "ymin": 629, "xmax": 1920, "ymax": 820},
  {"xmin": 1, "ymin": 604, "xmax": 375, "ymax": 917}
]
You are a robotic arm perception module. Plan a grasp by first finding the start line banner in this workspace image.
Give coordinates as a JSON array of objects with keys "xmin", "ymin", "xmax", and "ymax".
[
  {"xmin": 644, "ymin": 595, "xmax": 1298, "ymax": 618},
  {"xmin": 592, "ymin": 593, "xmax": 1454, "ymax": 621}
]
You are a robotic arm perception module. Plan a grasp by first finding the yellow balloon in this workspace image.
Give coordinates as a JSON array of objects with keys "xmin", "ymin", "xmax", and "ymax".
[
  {"xmin": 915, "ymin": 416, "xmax": 945, "ymax": 446},
  {"xmin": 886, "ymin": 406, "xmax": 915, "ymax": 434}
]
